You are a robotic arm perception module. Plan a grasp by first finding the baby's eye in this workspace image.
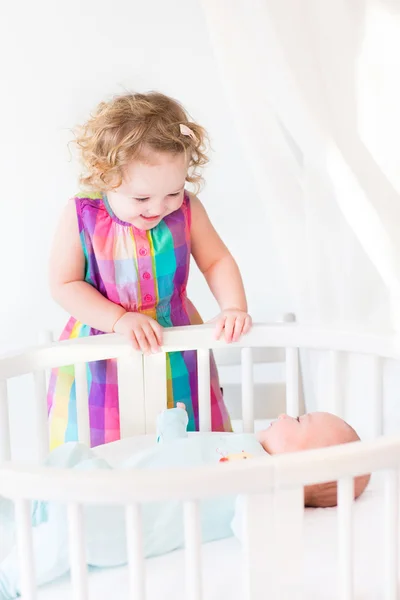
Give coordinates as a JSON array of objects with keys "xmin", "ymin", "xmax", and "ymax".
[{"xmin": 296, "ymin": 416, "xmax": 300, "ymax": 423}]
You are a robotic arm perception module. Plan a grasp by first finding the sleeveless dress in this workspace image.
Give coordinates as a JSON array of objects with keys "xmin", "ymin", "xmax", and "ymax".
[{"xmin": 47, "ymin": 192, "xmax": 232, "ymax": 449}]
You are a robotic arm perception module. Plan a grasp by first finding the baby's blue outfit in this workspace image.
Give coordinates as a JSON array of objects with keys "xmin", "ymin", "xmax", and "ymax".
[{"xmin": 0, "ymin": 408, "xmax": 266, "ymax": 598}]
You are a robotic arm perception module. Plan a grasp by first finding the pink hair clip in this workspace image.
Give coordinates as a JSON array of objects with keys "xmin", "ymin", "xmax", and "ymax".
[{"xmin": 180, "ymin": 123, "xmax": 197, "ymax": 142}]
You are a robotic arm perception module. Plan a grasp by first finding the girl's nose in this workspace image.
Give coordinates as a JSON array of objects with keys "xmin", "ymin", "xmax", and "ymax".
[{"xmin": 147, "ymin": 200, "xmax": 164, "ymax": 216}]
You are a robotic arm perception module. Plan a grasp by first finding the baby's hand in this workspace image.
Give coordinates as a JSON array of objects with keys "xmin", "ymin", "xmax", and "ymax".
[
  {"xmin": 113, "ymin": 312, "xmax": 163, "ymax": 354},
  {"xmin": 213, "ymin": 309, "xmax": 252, "ymax": 343}
]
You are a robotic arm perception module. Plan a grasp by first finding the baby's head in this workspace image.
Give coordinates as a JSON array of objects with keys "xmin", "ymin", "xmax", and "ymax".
[
  {"xmin": 75, "ymin": 92, "xmax": 208, "ymax": 229},
  {"xmin": 257, "ymin": 412, "xmax": 370, "ymax": 507}
]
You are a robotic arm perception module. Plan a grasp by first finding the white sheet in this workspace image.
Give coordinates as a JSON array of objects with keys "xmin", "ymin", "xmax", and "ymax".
[{"xmin": 1, "ymin": 432, "xmax": 394, "ymax": 599}]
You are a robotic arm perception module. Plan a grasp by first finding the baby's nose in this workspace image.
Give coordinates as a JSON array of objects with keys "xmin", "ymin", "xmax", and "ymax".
[{"xmin": 278, "ymin": 413, "xmax": 289, "ymax": 420}]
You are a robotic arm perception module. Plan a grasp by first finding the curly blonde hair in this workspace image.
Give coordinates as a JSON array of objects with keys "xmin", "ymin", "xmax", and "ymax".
[{"xmin": 75, "ymin": 92, "xmax": 209, "ymax": 192}]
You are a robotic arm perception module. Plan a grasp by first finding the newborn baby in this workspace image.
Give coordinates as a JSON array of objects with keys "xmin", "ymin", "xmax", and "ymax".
[
  {"xmin": 258, "ymin": 411, "xmax": 370, "ymax": 506},
  {"xmin": 0, "ymin": 405, "xmax": 369, "ymax": 599}
]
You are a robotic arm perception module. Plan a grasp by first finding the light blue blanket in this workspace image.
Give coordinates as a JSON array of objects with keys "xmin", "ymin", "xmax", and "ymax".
[{"xmin": 0, "ymin": 407, "xmax": 266, "ymax": 598}]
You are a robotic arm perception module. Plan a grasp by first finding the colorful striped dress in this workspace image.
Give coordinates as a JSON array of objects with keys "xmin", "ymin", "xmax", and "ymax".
[{"xmin": 47, "ymin": 192, "xmax": 232, "ymax": 449}]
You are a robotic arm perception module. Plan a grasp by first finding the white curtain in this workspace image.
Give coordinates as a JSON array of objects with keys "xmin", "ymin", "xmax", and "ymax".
[{"xmin": 200, "ymin": 0, "xmax": 400, "ymax": 434}]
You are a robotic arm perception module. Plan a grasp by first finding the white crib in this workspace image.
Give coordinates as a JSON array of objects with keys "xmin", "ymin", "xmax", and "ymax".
[{"xmin": 0, "ymin": 322, "xmax": 399, "ymax": 600}]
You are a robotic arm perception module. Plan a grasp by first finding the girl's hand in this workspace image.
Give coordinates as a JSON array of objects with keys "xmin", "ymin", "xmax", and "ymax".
[
  {"xmin": 113, "ymin": 312, "xmax": 163, "ymax": 354},
  {"xmin": 213, "ymin": 309, "xmax": 252, "ymax": 343}
]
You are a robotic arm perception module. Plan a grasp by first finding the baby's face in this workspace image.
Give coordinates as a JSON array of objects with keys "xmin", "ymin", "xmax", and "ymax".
[{"xmin": 257, "ymin": 412, "xmax": 356, "ymax": 455}]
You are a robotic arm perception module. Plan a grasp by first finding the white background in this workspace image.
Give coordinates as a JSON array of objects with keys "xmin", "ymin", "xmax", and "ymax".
[{"xmin": 0, "ymin": 0, "xmax": 291, "ymax": 354}]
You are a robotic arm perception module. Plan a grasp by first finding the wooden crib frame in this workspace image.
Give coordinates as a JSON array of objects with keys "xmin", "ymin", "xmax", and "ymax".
[{"xmin": 0, "ymin": 322, "xmax": 399, "ymax": 600}]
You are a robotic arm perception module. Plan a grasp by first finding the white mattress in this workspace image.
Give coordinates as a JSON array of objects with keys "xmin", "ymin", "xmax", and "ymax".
[{"xmin": 1, "ymin": 431, "xmax": 395, "ymax": 600}]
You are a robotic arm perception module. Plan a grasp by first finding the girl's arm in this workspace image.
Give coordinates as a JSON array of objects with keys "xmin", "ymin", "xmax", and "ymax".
[
  {"xmin": 49, "ymin": 201, "xmax": 162, "ymax": 352},
  {"xmin": 49, "ymin": 201, "xmax": 126, "ymax": 332},
  {"xmin": 190, "ymin": 195, "xmax": 251, "ymax": 342}
]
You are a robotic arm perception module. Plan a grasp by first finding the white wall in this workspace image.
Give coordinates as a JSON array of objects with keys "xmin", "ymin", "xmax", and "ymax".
[{"xmin": 0, "ymin": 0, "xmax": 290, "ymax": 354}]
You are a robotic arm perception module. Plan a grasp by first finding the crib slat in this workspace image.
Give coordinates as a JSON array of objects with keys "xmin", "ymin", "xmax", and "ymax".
[
  {"xmin": 118, "ymin": 352, "xmax": 145, "ymax": 437},
  {"xmin": 143, "ymin": 353, "xmax": 167, "ymax": 433},
  {"xmin": 0, "ymin": 379, "xmax": 11, "ymax": 461},
  {"xmin": 74, "ymin": 363, "xmax": 90, "ymax": 446},
  {"xmin": 285, "ymin": 347, "xmax": 299, "ymax": 417},
  {"xmin": 35, "ymin": 330, "xmax": 53, "ymax": 460},
  {"xmin": 33, "ymin": 370, "xmax": 49, "ymax": 462},
  {"xmin": 241, "ymin": 348, "xmax": 254, "ymax": 433},
  {"xmin": 371, "ymin": 356, "xmax": 383, "ymax": 437},
  {"xmin": 126, "ymin": 504, "xmax": 146, "ymax": 600},
  {"xmin": 197, "ymin": 350, "xmax": 211, "ymax": 432},
  {"xmin": 184, "ymin": 500, "xmax": 202, "ymax": 600},
  {"xmin": 384, "ymin": 469, "xmax": 398, "ymax": 600},
  {"xmin": 338, "ymin": 477, "xmax": 354, "ymax": 600},
  {"xmin": 15, "ymin": 499, "xmax": 36, "ymax": 600},
  {"xmin": 242, "ymin": 492, "xmax": 275, "ymax": 599},
  {"xmin": 329, "ymin": 351, "xmax": 344, "ymax": 418},
  {"xmin": 37, "ymin": 329, "xmax": 53, "ymax": 380},
  {"xmin": 68, "ymin": 503, "xmax": 88, "ymax": 600},
  {"xmin": 274, "ymin": 487, "xmax": 304, "ymax": 598}
]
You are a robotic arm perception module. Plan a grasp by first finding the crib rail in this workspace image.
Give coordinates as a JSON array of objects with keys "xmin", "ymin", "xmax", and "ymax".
[
  {"xmin": 0, "ymin": 321, "xmax": 393, "ymax": 460},
  {"xmin": 0, "ymin": 321, "xmax": 304, "ymax": 463},
  {"xmin": 1, "ymin": 434, "xmax": 398, "ymax": 504},
  {"xmin": 1, "ymin": 322, "xmax": 400, "ymax": 380},
  {"xmin": 0, "ymin": 454, "xmax": 275, "ymax": 503},
  {"xmin": 1, "ymin": 436, "xmax": 400, "ymax": 600}
]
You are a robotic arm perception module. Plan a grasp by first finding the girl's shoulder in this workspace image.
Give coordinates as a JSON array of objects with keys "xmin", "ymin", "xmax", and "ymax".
[
  {"xmin": 71, "ymin": 191, "xmax": 108, "ymax": 218},
  {"xmin": 72, "ymin": 191, "xmax": 103, "ymax": 207}
]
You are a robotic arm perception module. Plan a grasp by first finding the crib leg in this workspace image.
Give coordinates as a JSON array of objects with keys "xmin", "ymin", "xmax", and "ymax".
[
  {"xmin": 242, "ymin": 492, "xmax": 275, "ymax": 599},
  {"xmin": 274, "ymin": 487, "xmax": 304, "ymax": 600}
]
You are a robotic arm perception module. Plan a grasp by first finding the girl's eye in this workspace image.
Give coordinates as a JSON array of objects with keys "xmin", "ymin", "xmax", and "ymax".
[
  {"xmin": 168, "ymin": 192, "xmax": 181, "ymax": 197},
  {"xmin": 134, "ymin": 197, "xmax": 149, "ymax": 202}
]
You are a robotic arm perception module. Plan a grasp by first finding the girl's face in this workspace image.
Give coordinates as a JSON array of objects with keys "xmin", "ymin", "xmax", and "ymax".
[{"xmin": 107, "ymin": 149, "xmax": 188, "ymax": 230}]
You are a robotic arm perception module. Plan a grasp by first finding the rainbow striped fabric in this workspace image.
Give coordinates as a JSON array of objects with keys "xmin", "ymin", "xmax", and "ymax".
[{"xmin": 47, "ymin": 192, "xmax": 231, "ymax": 449}]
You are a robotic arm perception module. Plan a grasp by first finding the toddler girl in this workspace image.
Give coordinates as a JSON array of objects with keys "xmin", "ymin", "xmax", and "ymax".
[{"xmin": 48, "ymin": 92, "xmax": 251, "ymax": 449}]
